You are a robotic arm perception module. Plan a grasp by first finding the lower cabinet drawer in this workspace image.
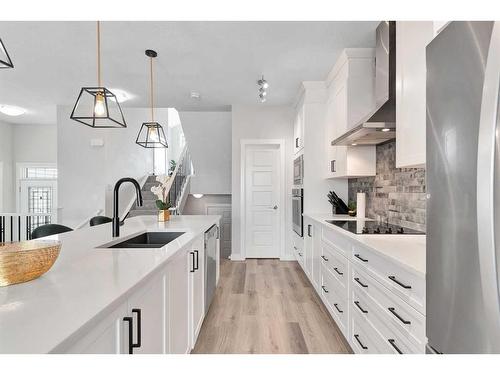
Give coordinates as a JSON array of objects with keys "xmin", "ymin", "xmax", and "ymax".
[
  {"xmin": 351, "ymin": 263, "xmax": 426, "ymax": 349},
  {"xmin": 321, "ymin": 241, "xmax": 349, "ymax": 292},
  {"xmin": 351, "ymin": 285, "xmax": 423, "ymax": 354},
  {"xmin": 351, "ymin": 242, "xmax": 425, "ymax": 314},
  {"xmin": 350, "ymin": 306, "xmax": 388, "ymax": 354},
  {"xmin": 320, "ymin": 264, "xmax": 348, "ymax": 336}
]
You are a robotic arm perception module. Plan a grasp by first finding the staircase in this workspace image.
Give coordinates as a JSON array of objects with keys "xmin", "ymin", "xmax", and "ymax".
[{"xmin": 128, "ymin": 147, "xmax": 193, "ymax": 218}]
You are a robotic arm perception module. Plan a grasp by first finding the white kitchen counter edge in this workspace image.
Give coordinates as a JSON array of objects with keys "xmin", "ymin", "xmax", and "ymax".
[{"xmin": 303, "ymin": 213, "xmax": 426, "ymax": 277}]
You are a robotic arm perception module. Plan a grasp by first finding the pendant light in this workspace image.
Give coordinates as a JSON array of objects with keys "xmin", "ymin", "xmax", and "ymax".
[
  {"xmin": 70, "ymin": 21, "xmax": 127, "ymax": 128},
  {"xmin": 0, "ymin": 38, "xmax": 14, "ymax": 69},
  {"xmin": 135, "ymin": 49, "xmax": 168, "ymax": 148}
]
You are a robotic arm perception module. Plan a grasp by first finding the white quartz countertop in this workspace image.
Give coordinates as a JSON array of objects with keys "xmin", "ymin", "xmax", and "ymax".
[
  {"xmin": 303, "ymin": 213, "xmax": 426, "ymax": 276},
  {"xmin": 0, "ymin": 215, "xmax": 220, "ymax": 354}
]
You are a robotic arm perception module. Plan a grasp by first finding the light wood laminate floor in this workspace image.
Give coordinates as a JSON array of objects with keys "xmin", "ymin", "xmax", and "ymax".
[{"xmin": 192, "ymin": 259, "xmax": 351, "ymax": 354}]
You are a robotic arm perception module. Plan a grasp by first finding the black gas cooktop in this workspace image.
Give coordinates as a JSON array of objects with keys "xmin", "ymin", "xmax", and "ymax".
[{"xmin": 325, "ymin": 220, "xmax": 425, "ymax": 235}]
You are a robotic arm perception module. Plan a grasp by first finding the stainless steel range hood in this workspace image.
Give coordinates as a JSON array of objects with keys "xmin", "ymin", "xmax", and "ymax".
[{"xmin": 332, "ymin": 21, "xmax": 396, "ymax": 146}]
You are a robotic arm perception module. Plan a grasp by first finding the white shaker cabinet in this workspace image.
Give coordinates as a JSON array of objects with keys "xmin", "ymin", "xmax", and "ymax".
[
  {"xmin": 166, "ymin": 247, "xmax": 191, "ymax": 354},
  {"xmin": 189, "ymin": 235, "xmax": 205, "ymax": 349},
  {"xmin": 293, "ymin": 104, "xmax": 305, "ymax": 154},
  {"xmin": 395, "ymin": 21, "xmax": 434, "ymax": 168},
  {"xmin": 324, "ymin": 49, "xmax": 376, "ymax": 179},
  {"xmin": 125, "ymin": 274, "xmax": 165, "ymax": 354}
]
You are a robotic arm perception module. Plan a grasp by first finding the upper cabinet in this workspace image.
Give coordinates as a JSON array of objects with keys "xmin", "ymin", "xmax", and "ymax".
[
  {"xmin": 293, "ymin": 104, "xmax": 305, "ymax": 154},
  {"xmin": 324, "ymin": 49, "xmax": 376, "ymax": 179},
  {"xmin": 395, "ymin": 22, "xmax": 434, "ymax": 168}
]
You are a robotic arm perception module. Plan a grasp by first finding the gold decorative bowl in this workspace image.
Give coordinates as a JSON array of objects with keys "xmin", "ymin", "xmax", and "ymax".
[{"xmin": 0, "ymin": 240, "xmax": 61, "ymax": 287}]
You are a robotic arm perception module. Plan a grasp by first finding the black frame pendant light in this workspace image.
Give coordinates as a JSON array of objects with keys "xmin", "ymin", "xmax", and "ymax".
[
  {"xmin": 0, "ymin": 38, "xmax": 14, "ymax": 69},
  {"xmin": 135, "ymin": 49, "xmax": 168, "ymax": 148},
  {"xmin": 70, "ymin": 21, "xmax": 126, "ymax": 128}
]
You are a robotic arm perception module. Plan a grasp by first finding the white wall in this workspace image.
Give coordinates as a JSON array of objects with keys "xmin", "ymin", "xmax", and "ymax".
[
  {"xmin": 0, "ymin": 121, "xmax": 14, "ymax": 212},
  {"xmin": 57, "ymin": 106, "xmax": 167, "ymax": 228},
  {"xmin": 183, "ymin": 194, "xmax": 231, "ymax": 215},
  {"xmin": 13, "ymin": 124, "xmax": 57, "ymax": 164},
  {"xmin": 231, "ymin": 105, "xmax": 294, "ymax": 260},
  {"xmin": 179, "ymin": 111, "xmax": 231, "ymax": 195}
]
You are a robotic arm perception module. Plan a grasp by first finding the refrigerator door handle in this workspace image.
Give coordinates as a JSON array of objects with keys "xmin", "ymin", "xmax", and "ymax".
[{"xmin": 477, "ymin": 21, "xmax": 500, "ymax": 346}]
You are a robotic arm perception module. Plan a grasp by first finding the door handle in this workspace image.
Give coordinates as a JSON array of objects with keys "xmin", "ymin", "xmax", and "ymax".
[
  {"xmin": 354, "ymin": 277, "xmax": 368, "ymax": 288},
  {"xmin": 321, "ymin": 285, "xmax": 329, "ymax": 293},
  {"xmin": 331, "ymin": 160, "xmax": 336, "ymax": 173},
  {"xmin": 334, "ymin": 303, "xmax": 343, "ymax": 313},
  {"xmin": 321, "ymin": 255, "xmax": 329, "ymax": 262},
  {"xmin": 269, "ymin": 205, "xmax": 278, "ymax": 210},
  {"xmin": 307, "ymin": 224, "xmax": 312, "ymax": 237},
  {"xmin": 123, "ymin": 316, "xmax": 134, "ymax": 354},
  {"xmin": 388, "ymin": 307, "xmax": 411, "ymax": 325},
  {"xmin": 295, "ymin": 137, "xmax": 299, "ymax": 148},
  {"xmin": 132, "ymin": 308, "xmax": 141, "ymax": 350},
  {"xmin": 333, "ymin": 267, "xmax": 343, "ymax": 276},
  {"xmin": 388, "ymin": 339, "xmax": 403, "ymax": 354},
  {"xmin": 354, "ymin": 253, "xmax": 368, "ymax": 262},
  {"xmin": 194, "ymin": 250, "xmax": 199, "ymax": 271}
]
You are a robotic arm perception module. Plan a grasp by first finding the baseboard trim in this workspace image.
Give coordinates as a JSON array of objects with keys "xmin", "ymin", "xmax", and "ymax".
[
  {"xmin": 280, "ymin": 255, "xmax": 295, "ymax": 261},
  {"xmin": 229, "ymin": 254, "xmax": 245, "ymax": 261}
]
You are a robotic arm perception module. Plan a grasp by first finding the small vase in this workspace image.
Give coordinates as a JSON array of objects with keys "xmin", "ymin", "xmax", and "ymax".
[{"xmin": 158, "ymin": 210, "xmax": 170, "ymax": 222}]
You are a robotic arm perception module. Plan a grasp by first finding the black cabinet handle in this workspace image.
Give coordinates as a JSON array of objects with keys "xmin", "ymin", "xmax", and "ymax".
[
  {"xmin": 388, "ymin": 275, "xmax": 412, "ymax": 289},
  {"xmin": 123, "ymin": 316, "xmax": 134, "ymax": 354},
  {"xmin": 298, "ymin": 252, "xmax": 303, "ymax": 257},
  {"xmin": 190, "ymin": 251, "xmax": 195, "ymax": 272},
  {"xmin": 334, "ymin": 267, "xmax": 344, "ymax": 276},
  {"xmin": 334, "ymin": 303, "xmax": 343, "ymax": 313},
  {"xmin": 354, "ymin": 334, "xmax": 368, "ymax": 350},
  {"xmin": 321, "ymin": 285, "xmax": 329, "ymax": 293},
  {"xmin": 132, "ymin": 308, "xmax": 141, "ymax": 350},
  {"xmin": 331, "ymin": 160, "xmax": 336, "ymax": 173},
  {"xmin": 295, "ymin": 137, "xmax": 299, "ymax": 148},
  {"xmin": 194, "ymin": 250, "xmax": 199, "ymax": 271},
  {"xmin": 354, "ymin": 254, "xmax": 368, "ymax": 262},
  {"xmin": 307, "ymin": 224, "xmax": 312, "ymax": 237},
  {"xmin": 321, "ymin": 255, "xmax": 329, "ymax": 262},
  {"xmin": 388, "ymin": 339, "xmax": 403, "ymax": 354},
  {"xmin": 354, "ymin": 277, "xmax": 368, "ymax": 288},
  {"xmin": 388, "ymin": 307, "xmax": 411, "ymax": 325},
  {"xmin": 354, "ymin": 300, "xmax": 368, "ymax": 313}
]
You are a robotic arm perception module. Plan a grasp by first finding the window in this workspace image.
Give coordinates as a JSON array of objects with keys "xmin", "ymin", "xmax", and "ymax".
[{"xmin": 23, "ymin": 167, "xmax": 58, "ymax": 179}]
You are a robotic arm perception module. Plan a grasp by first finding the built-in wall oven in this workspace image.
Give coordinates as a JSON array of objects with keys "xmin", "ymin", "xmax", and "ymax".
[
  {"xmin": 293, "ymin": 155, "xmax": 304, "ymax": 186},
  {"xmin": 292, "ymin": 188, "xmax": 304, "ymax": 237}
]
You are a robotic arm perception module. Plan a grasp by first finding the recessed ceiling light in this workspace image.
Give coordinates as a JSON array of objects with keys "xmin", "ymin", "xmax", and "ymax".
[
  {"xmin": 351, "ymin": 143, "xmax": 358, "ymax": 146},
  {"xmin": 0, "ymin": 104, "xmax": 26, "ymax": 116},
  {"xmin": 192, "ymin": 193, "xmax": 204, "ymax": 199},
  {"xmin": 381, "ymin": 128, "xmax": 391, "ymax": 132},
  {"xmin": 108, "ymin": 88, "xmax": 133, "ymax": 103},
  {"xmin": 190, "ymin": 91, "xmax": 201, "ymax": 100}
]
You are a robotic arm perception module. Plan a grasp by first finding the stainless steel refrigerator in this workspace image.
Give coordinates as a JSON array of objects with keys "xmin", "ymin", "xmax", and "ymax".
[{"xmin": 427, "ymin": 21, "xmax": 500, "ymax": 353}]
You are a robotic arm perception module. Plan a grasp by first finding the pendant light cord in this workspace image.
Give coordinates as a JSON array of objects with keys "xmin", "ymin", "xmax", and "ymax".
[
  {"xmin": 97, "ymin": 21, "xmax": 101, "ymax": 87},
  {"xmin": 150, "ymin": 55, "xmax": 154, "ymax": 122}
]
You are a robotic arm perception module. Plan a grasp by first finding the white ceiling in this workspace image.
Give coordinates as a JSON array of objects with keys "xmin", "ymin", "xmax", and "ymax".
[{"xmin": 0, "ymin": 21, "xmax": 378, "ymax": 125}]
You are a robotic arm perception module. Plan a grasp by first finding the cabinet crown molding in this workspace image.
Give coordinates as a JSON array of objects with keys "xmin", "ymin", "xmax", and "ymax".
[{"xmin": 326, "ymin": 48, "xmax": 375, "ymax": 87}]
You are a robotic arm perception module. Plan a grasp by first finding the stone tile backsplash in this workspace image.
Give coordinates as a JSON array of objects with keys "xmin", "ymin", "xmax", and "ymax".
[{"xmin": 348, "ymin": 140, "xmax": 426, "ymax": 232}]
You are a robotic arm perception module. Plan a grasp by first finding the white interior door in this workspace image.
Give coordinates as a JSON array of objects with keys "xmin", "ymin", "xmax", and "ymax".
[{"xmin": 244, "ymin": 144, "xmax": 281, "ymax": 258}]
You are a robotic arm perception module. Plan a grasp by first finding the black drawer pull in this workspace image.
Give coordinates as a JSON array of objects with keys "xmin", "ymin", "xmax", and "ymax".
[
  {"xmin": 123, "ymin": 316, "xmax": 134, "ymax": 354},
  {"xmin": 334, "ymin": 303, "xmax": 343, "ymax": 313},
  {"xmin": 388, "ymin": 339, "xmax": 403, "ymax": 354},
  {"xmin": 388, "ymin": 307, "xmax": 411, "ymax": 325},
  {"xmin": 334, "ymin": 267, "xmax": 343, "ymax": 276},
  {"xmin": 295, "ymin": 137, "xmax": 299, "ymax": 148},
  {"xmin": 307, "ymin": 224, "xmax": 312, "ymax": 237},
  {"xmin": 321, "ymin": 255, "xmax": 329, "ymax": 262},
  {"xmin": 354, "ymin": 300, "xmax": 368, "ymax": 313},
  {"xmin": 354, "ymin": 334, "xmax": 368, "ymax": 350},
  {"xmin": 194, "ymin": 250, "xmax": 199, "ymax": 271},
  {"xmin": 321, "ymin": 285, "xmax": 329, "ymax": 293},
  {"xmin": 388, "ymin": 275, "xmax": 412, "ymax": 289},
  {"xmin": 354, "ymin": 254, "xmax": 368, "ymax": 262},
  {"xmin": 132, "ymin": 308, "xmax": 141, "ymax": 349},
  {"xmin": 354, "ymin": 277, "xmax": 368, "ymax": 288},
  {"xmin": 298, "ymin": 252, "xmax": 303, "ymax": 257}
]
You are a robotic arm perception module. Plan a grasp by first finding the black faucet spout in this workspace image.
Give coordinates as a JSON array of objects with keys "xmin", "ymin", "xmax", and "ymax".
[{"xmin": 112, "ymin": 177, "xmax": 143, "ymax": 237}]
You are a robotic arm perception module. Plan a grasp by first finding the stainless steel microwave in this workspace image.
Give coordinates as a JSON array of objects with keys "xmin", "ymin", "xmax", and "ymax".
[{"xmin": 293, "ymin": 155, "xmax": 304, "ymax": 186}]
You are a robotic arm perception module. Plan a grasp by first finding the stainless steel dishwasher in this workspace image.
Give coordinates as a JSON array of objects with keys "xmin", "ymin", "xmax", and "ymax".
[{"xmin": 204, "ymin": 224, "xmax": 218, "ymax": 313}]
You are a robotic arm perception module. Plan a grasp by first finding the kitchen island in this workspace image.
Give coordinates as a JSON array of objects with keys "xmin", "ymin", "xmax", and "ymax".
[{"xmin": 0, "ymin": 215, "xmax": 220, "ymax": 354}]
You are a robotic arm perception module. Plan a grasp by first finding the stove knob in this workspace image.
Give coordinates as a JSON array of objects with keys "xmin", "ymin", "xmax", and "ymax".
[
  {"xmin": 397, "ymin": 228, "xmax": 404, "ymax": 234},
  {"xmin": 385, "ymin": 228, "xmax": 392, "ymax": 234},
  {"xmin": 374, "ymin": 228, "xmax": 381, "ymax": 234}
]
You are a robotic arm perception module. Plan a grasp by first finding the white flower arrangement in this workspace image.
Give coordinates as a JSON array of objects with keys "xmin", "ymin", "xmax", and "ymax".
[{"xmin": 150, "ymin": 174, "xmax": 172, "ymax": 210}]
